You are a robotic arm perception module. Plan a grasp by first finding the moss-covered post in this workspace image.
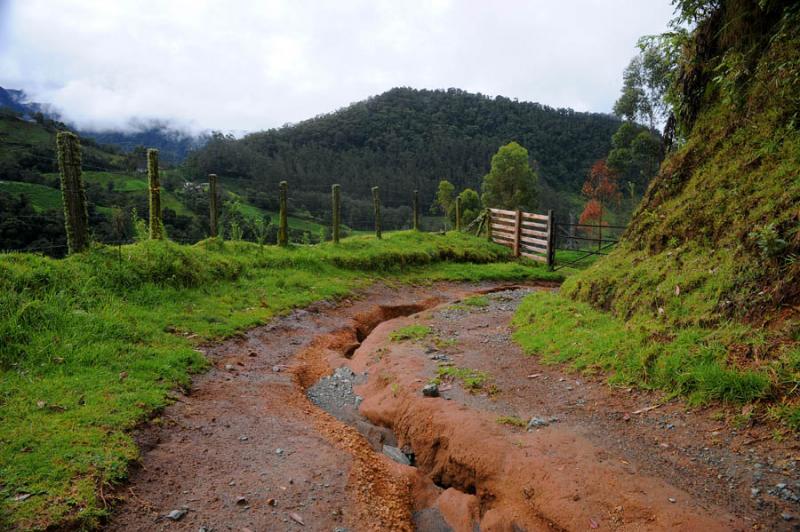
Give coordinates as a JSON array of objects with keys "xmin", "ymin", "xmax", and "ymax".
[
  {"xmin": 413, "ymin": 189, "xmax": 420, "ymax": 231},
  {"xmin": 147, "ymin": 149, "xmax": 163, "ymax": 239},
  {"xmin": 372, "ymin": 186, "xmax": 382, "ymax": 239},
  {"xmin": 331, "ymin": 184, "xmax": 341, "ymax": 244},
  {"xmin": 455, "ymin": 195, "xmax": 462, "ymax": 231},
  {"xmin": 278, "ymin": 180, "xmax": 288, "ymax": 246},
  {"xmin": 56, "ymin": 131, "xmax": 89, "ymax": 253},
  {"xmin": 209, "ymin": 173, "xmax": 218, "ymax": 237},
  {"xmin": 486, "ymin": 209, "xmax": 492, "ymax": 241}
]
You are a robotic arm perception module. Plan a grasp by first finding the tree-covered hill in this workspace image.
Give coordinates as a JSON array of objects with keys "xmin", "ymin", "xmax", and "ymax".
[{"xmin": 187, "ymin": 87, "xmax": 626, "ymax": 213}]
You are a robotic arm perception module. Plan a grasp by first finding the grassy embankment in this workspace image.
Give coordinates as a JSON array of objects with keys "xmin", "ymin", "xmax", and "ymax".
[
  {"xmin": 0, "ymin": 231, "xmax": 560, "ymax": 530},
  {"xmin": 512, "ymin": 3, "xmax": 800, "ymax": 431}
]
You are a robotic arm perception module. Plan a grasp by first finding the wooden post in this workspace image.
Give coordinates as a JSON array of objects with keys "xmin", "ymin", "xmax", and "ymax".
[
  {"xmin": 546, "ymin": 209, "xmax": 556, "ymax": 270},
  {"xmin": 147, "ymin": 149, "xmax": 163, "ymax": 239},
  {"xmin": 412, "ymin": 189, "xmax": 419, "ymax": 231},
  {"xmin": 372, "ymin": 186, "xmax": 382, "ymax": 239},
  {"xmin": 455, "ymin": 196, "xmax": 462, "ymax": 231},
  {"xmin": 513, "ymin": 209, "xmax": 522, "ymax": 257},
  {"xmin": 56, "ymin": 131, "xmax": 89, "ymax": 253},
  {"xmin": 278, "ymin": 181, "xmax": 288, "ymax": 246},
  {"xmin": 331, "ymin": 184, "xmax": 340, "ymax": 244},
  {"xmin": 209, "ymin": 173, "xmax": 218, "ymax": 237},
  {"xmin": 486, "ymin": 209, "xmax": 492, "ymax": 242}
]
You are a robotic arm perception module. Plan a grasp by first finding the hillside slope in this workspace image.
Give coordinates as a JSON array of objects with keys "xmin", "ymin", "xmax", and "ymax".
[{"xmin": 514, "ymin": 1, "xmax": 800, "ymax": 427}]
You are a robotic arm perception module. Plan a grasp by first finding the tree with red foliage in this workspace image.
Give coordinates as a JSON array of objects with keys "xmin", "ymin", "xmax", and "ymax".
[{"xmin": 579, "ymin": 159, "xmax": 620, "ymax": 244}]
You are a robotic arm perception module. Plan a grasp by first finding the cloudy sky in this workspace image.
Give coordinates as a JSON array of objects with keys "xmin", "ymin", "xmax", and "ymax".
[{"xmin": 0, "ymin": 0, "xmax": 675, "ymax": 134}]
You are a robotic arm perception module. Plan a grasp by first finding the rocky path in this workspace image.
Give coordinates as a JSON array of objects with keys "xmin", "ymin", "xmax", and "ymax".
[{"xmin": 108, "ymin": 283, "xmax": 800, "ymax": 531}]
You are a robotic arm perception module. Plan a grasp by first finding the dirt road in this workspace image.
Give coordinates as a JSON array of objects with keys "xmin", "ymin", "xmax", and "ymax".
[{"xmin": 108, "ymin": 283, "xmax": 800, "ymax": 531}]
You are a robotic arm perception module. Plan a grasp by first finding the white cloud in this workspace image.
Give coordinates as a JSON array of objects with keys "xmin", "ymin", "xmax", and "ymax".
[{"xmin": 0, "ymin": 0, "xmax": 675, "ymax": 134}]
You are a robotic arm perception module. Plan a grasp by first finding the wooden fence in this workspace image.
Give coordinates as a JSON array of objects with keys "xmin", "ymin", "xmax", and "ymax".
[{"xmin": 487, "ymin": 208, "xmax": 555, "ymax": 269}]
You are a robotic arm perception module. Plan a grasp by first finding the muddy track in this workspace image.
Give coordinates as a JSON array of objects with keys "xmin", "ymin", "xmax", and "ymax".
[{"xmin": 108, "ymin": 282, "xmax": 800, "ymax": 531}]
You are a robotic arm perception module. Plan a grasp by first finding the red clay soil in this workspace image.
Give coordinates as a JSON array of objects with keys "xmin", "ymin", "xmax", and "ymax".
[
  {"xmin": 107, "ymin": 283, "xmax": 800, "ymax": 531},
  {"xmin": 107, "ymin": 282, "xmax": 489, "ymax": 531}
]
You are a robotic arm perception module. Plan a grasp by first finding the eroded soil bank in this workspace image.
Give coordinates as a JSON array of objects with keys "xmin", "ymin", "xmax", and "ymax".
[{"xmin": 108, "ymin": 283, "xmax": 800, "ymax": 531}]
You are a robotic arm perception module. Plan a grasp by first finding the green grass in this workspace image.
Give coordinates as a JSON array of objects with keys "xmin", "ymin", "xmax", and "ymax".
[
  {"xmin": 512, "ymin": 291, "xmax": 776, "ymax": 406},
  {"xmin": 0, "ymin": 181, "xmax": 62, "ymax": 212},
  {"xmin": 434, "ymin": 366, "xmax": 491, "ymax": 391},
  {"xmin": 496, "ymin": 415, "xmax": 527, "ymax": 428},
  {"xmin": 389, "ymin": 325, "xmax": 432, "ymax": 342},
  {"xmin": 0, "ymin": 231, "xmax": 561, "ymax": 530}
]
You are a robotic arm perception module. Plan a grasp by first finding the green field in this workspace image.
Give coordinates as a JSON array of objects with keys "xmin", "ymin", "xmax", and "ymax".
[{"xmin": 0, "ymin": 181, "xmax": 62, "ymax": 211}]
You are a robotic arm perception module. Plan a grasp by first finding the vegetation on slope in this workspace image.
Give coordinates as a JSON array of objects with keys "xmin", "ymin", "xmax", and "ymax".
[
  {"xmin": 186, "ymin": 87, "xmax": 627, "ymax": 217},
  {"xmin": 513, "ymin": 1, "xmax": 800, "ymax": 428},
  {"xmin": 0, "ymin": 231, "xmax": 559, "ymax": 530}
]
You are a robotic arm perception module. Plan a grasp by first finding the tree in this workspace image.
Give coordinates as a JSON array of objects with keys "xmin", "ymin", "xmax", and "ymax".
[
  {"xmin": 607, "ymin": 123, "xmax": 663, "ymax": 193},
  {"xmin": 579, "ymin": 160, "xmax": 620, "ymax": 238},
  {"xmin": 481, "ymin": 141, "xmax": 538, "ymax": 210},
  {"xmin": 432, "ymin": 180, "xmax": 455, "ymax": 215},
  {"xmin": 449, "ymin": 188, "xmax": 481, "ymax": 227},
  {"xmin": 432, "ymin": 180, "xmax": 455, "ymax": 228}
]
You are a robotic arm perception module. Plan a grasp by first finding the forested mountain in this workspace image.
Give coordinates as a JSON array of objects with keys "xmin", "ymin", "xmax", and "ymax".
[{"xmin": 187, "ymin": 88, "xmax": 626, "ymax": 215}]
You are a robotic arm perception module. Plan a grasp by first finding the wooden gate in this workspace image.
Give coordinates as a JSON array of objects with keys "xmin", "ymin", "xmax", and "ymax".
[{"xmin": 487, "ymin": 208, "xmax": 555, "ymax": 269}]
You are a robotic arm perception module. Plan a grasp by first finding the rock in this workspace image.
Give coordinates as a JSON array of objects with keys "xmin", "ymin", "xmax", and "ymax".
[
  {"xmin": 165, "ymin": 508, "xmax": 187, "ymax": 521},
  {"xmin": 668, "ymin": 497, "xmax": 676, "ymax": 503},
  {"xmin": 527, "ymin": 417, "xmax": 550, "ymax": 430},
  {"xmin": 276, "ymin": 448, "xmax": 284, "ymax": 455},
  {"xmin": 751, "ymin": 487, "xmax": 760, "ymax": 497},
  {"xmin": 239, "ymin": 435, "xmax": 248, "ymax": 441},
  {"xmin": 272, "ymin": 365, "xmax": 282, "ymax": 372},
  {"xmin": 382, "ymin": 445, "xmax": 411, "ymax": 466},
  {"xmin": 267, "ymin": 498, "xmax": 277, "ymax": 506},
  {"xmin": 236, "ymin": 496, "xmax": 248, "ymax": 505},
  {"xmin": 422, "ymin": 383, "xmax": 439, "ymax": 397},
  {"xmin": 224, "ymin": 364, "xmax": 235, "ymax": 371},
  {"xmin": 289, "ymin": 511, "xmax": 305, "ymax": 525},
  {"xmin": 782, "ymin": 513, "xmax": 794, "ymax": 521}
]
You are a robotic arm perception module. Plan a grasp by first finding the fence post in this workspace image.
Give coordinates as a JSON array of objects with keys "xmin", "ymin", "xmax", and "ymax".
[
  {"xmin": 208, "ymin": 173, "xmax": 218, "ymax": 237},
  {"xmin": 331, "ymin": 184, "xmax": 340, "ymax": 244},
  {"xmin": 413, "ymin": 189, "xmax": 419, "ymax": 231},
  {"xmin": 278, "ymin": 181, "xmax": 288, "ymax": 246},
  {"xmin": 486, "ymin": 209, "xmax": 492, "ymax": 241},
  {"xmin": 512, "ymin": 210, "xmax": 522, "ymax": 257},
  {"xmin": 455, "ymin": 196, "xmax": 462, "ymax": 232},
  {"xmin": 56, "ymin": 131, "xmax": 89, "ymax": 254},
  {"xmin": 546, "ymin": 209, "xmax": 556, "ymax": 270},
  {"xmin": 372, "ymin": 186, "xmax": 382, "ymax": 239},
  {"xmin": 147, "ymin": 149, "xmax": 163, "ymax": 240}
]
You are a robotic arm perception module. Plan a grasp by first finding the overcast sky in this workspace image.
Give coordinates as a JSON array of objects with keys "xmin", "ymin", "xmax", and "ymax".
[{"xmin": 0, "ymin": 0, "xmax": 675, "ymax": 134}]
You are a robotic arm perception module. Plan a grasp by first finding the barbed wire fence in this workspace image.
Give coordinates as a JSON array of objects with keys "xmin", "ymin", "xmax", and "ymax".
[{"xmin": 1, "ymin": 138, "xmax": 480, "ymax": 256}]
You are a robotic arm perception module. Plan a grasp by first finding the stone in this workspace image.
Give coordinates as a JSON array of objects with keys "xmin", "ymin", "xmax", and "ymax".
[
  {"xmin": 165, "ymin": 508, "xmax": 187, "ymax": 521},
  {"xmin": 382, "ymin": 445, "xmax": 411, "ymax": 466},
  {"xmin": 527, "ymin": 417, "xmax": 550, "ymax": 430},
  {"xmin": 422, "ymin": 383, "xmax": 439, "ymax": 397}
]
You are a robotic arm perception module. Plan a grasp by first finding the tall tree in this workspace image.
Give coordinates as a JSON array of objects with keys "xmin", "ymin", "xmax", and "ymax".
[
  {"xmin": 450, "ymin": 188, "xmax": 481, "ymax": 227},
  {"xmin": 432, "ymin": 180, "xmax": 455, "ymax": 221},
  {"xmin": 481, "ymin": 141, "xmax": 538, "ymax": 211},
  {"xmin": 579, "ymin": 159, "xmax": 620, "ymax": 233}
]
